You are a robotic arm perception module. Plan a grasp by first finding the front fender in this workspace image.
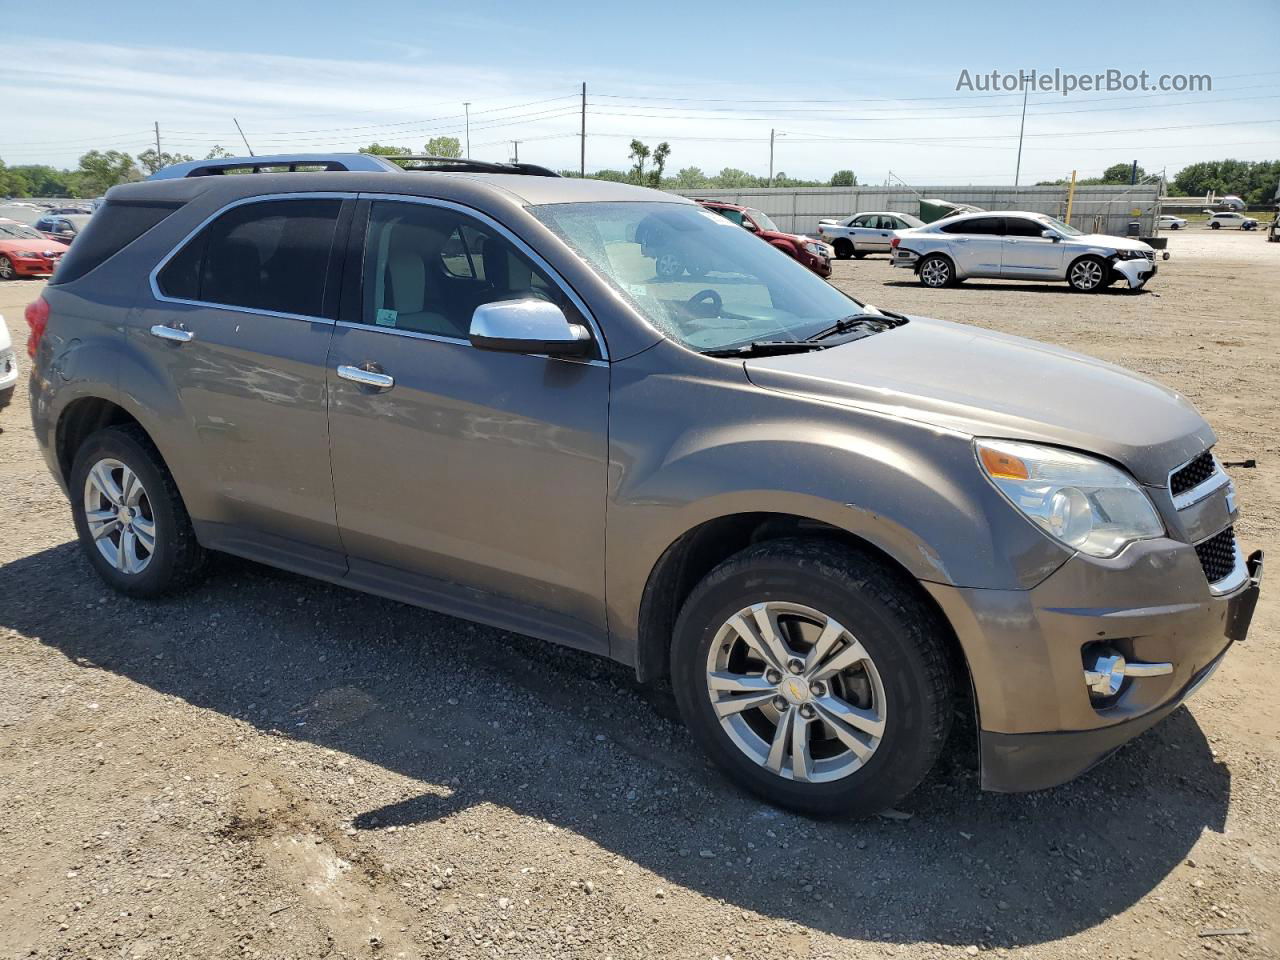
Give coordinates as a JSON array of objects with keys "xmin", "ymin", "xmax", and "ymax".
[{"xmin": 604, "ymin": 341, "xmax": 1069, "ymax": 664}]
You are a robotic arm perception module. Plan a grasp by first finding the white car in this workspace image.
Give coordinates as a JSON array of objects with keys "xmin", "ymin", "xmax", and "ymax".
[
  {"xmin": 0, "ymin": 315, "xmax": 17, "ymax": 411},
  {"xmin": 1158, "ymin": 214, "xmax": 1188, "ymax": 230},
  {"xmin": 817, "ymin": 211, "xmax": 925, "ymax": 259},
  {"xmin": 890, "ymin": 211, "xmax": 1163, "ymax": 292},
  {"xmin": 1205, "ymin": 211, "xmax": 1258, "ymax": 230}
]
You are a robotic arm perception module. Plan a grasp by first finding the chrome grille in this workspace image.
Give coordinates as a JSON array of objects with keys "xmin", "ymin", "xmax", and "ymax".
[
  {"xmin": 1170, "ymin": 451, "xmax": 1215, "ymax": 496},
  {"xmin": 1195, "ymin": 526, "xmax": 1237, "ymax": 583}
]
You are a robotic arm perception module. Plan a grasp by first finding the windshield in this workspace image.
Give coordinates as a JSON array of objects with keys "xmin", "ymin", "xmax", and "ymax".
[
  {"xmin": 746, "ymin": 208, "xmax": 780, "ymax": 232},
  {"xmin": 0, "ymin": 222, "xmax": 44, "ymax": 240},
  {"xmin": 1040, "ymin": 215, "xmax": 1082, "ymax": 237},
  {"xmin": 532, "ymin": 201, "xmax": 867, "ymax": 352}
]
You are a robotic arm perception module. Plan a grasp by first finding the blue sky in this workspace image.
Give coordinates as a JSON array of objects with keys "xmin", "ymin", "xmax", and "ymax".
[{"xmin": 3, "ymin": 0, "xmax": 1278, "ymax": 184}]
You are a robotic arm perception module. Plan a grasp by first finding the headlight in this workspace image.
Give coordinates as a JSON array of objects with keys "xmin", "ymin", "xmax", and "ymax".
[
  {"xmin": 13, "ymin": 251, "xmax": 42, "ymax": 259},
  {"xmin": 804, "ymin": 241, "xmax": 827, "ymax": 256},
  {"xmin": 1114, "ymin": 249, "xmax": 1145, "ymax": 260},
  {"xmin": 976, "ymin": 439, "xmax": 1164, "ymax": 558}
]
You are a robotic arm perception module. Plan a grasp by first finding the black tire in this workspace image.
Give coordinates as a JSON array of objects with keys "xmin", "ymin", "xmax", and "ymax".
[
  {"xmin": 69, "ymin": 424, "xmax": 207, "ymax": 597},
  {"xmin": 852, "ymin": 250, "xmax": 867, "ymax": 259},
  {"xmin": 671, "ymin": 539, "xmax": 954, "ymax": 818},
  {"xmin": 1210, "ymin": 221, "xmax": 1221, "ymax": 230},
  {"xmin": 832, "ymin": 238, "xmax": 854, "ymax": 260},
  {"xmin": 0, "ymin": 385, "xmax": 13, "ymax": 411},
  {"xmin": 917, "ymin": 253, "xmax": 955, "ymax": 288},
  {"xmin": 1067, "ymin": 255, "xmax": 1108, "ymax": 292},
  {"xmin": 0, "ymin": 255, "xmax": 15, "ymax": 281}
]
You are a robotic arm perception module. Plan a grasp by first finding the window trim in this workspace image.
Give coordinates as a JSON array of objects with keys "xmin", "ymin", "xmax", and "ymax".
[
  {"xmin": 149, "ymin": 191, "xmax": 357, "ymax": 325},
  {"xmin": 353, "ymin": 192, "xmax": 609, "ymax": 361}
]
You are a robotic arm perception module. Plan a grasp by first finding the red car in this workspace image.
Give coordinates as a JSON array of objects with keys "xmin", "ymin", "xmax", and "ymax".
[
  {"xmin": 694, "ymin": 199, "xmax": 833, "ymax": 278},
  {"xmin": 0, "ymin": 219, "xmax": 66, "ymax": 280}
]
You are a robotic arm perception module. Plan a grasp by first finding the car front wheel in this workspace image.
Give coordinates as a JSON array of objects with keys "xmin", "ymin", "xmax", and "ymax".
[
  {"xmin": 671, "ymin": 540, "xmax": 954, "ymax": 817},
  {"xmin": 832, "ymin": 238, "xmax": 853, "ymax": 260},
  {"xmin": 1067, "ymin": 256, "xmax": 1108, "ymax": 292},
  {"xmin": 655, "ymin": 251, "xmax": 684, "ymax": 279},
  {"xmin": 0, "ymin": 256, "xmax": 15, "ymax": 281},
  {"xmin": 70, "ymin": 425, "xmax": 207, "ymax": 597}
]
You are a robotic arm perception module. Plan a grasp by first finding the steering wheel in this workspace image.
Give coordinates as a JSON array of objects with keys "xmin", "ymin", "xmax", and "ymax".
[{"xmin": 686, "ymin": 288, "xmax": 723, "ymax": 315}]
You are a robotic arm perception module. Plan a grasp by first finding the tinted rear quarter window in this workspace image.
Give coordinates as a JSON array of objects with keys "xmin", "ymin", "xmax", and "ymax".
[
  {"xmin": 50, "ymin": 200, "xmax": 183, "ymax": 285},
  {"xmin": 157, "ymin": 198, "xmax": 342, "ymax": 317},
  {"xmin": 941, "ymin": 217, "xmax": 1002, "ymax": 235}
]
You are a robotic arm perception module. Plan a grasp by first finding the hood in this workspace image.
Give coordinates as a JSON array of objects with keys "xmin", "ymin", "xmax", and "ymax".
[
  {"xmin": 0, "ymin": 238, "xmax": 60, "ymax": 257},
  {"xmin": 1075, "ymin": 233, "xmax": 1151, "ymax": 252},
  {"xmin": 743, "ymin": 315, "xmax": 1212, "ymax": 485}
]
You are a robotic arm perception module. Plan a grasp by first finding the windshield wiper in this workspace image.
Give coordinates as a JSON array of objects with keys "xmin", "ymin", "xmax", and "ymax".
[
  {"xmin": 805, "ymin": 308, "xmax": 909, "ymax": 342},
  {"xmin": 703, "ymin": 340, "xmax": 829, "ymax": 358}
]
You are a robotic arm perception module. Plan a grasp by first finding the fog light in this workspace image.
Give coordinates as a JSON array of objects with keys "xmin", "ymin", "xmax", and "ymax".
[{"xmin": 1083, "ymin": 647, "xmax": 1174, "ymax": 699}]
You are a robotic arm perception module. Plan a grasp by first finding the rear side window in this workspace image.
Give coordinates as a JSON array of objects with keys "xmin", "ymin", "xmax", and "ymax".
[
  {"xmin": 941, "ymin": 217, "xmax": 1002, "ymax": 235},
  {"xmin": 50, "ymin": 200, "xmax": 183, "ymax": 286},
  {"xmin": 157, "ymin": 198, "xmax": 342, "ymax": 318}
]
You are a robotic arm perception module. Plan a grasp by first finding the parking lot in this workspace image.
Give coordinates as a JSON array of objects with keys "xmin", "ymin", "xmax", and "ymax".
[{"xmin": 0, "ymin": 228, "xmax": 1276, "ymax": 959}]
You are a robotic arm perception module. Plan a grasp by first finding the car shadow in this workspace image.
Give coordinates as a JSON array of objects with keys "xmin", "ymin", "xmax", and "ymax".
[
  {"xmin": 0, "ymin": 543, "xmax": 1230, "ymax": 949},
  {"xmin": 880, "ymin": 280, "xmax": 1153, "ymax": 296}
]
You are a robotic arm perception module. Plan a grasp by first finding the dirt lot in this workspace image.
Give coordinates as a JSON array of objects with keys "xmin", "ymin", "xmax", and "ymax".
[{"xmin": 1, "ymin": 230, "xmax": 1277, "ymax": 959}]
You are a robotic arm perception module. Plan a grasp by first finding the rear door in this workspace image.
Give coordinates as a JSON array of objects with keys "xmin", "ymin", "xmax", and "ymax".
[
  {"xmin": 146, "ymin": 193, "xmax": 350, "ymax": 570},
  {"xmin": 940, "ymin": 216, "xmax": 1004, "ymax": 276},
  {"xmin": 999, "ymin": 216, "xmax": 1067, "ymax": 278},
  {"xmin": 325, "ymin": 196, "xmax": 610, "ymax": 650}
]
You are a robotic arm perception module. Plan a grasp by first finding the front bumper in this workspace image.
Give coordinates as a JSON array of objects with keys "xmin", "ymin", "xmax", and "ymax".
[
  {"xmin": 925, "ymin": 542, "xmax": 1263, "ymax": 793},
  {"xmin": 1113, "ymin": 257, "xmax": 1157, "ymax": 289},
  {"xmin": 800, "ymin": 251, "xmax": 833, "ymax": 278},
  {"xmin": 7, "ymin": 255, "xmax": 59, "ymax": 277}
]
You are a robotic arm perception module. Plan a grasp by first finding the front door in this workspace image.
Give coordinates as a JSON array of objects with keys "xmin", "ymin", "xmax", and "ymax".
[
  {"xmin": 326, "ymin": 198, "xmax": 610, "ymax": 650},
  {"xmin": 999, "ymin": 216, "xmax": 1067, "ymax": 279},
  {"xmin": 145, "ymin": 194, "xmax": 348, "ymax": 567}
]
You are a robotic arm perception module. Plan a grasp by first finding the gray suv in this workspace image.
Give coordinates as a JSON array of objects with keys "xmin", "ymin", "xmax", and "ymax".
[{"xmin": 26, "ymin": 154, "xmax": 1262, "ymax": 817}]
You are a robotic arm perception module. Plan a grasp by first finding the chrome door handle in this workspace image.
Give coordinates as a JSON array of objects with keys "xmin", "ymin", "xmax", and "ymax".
[
  {"xmin": 337, "ymin": 364, "xmax": 395, "ymax": 389},
  {"xmin": 954, "ymin": 237, "xmax": 969, "ymax": 243},
  {"xmin": 150, "ymin": 324, "xmax": 194, "ymax": 343}
]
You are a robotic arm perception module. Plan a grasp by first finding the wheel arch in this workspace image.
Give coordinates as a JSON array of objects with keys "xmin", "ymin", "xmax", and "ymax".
[
  {"xmin": 633, "ymin": 511, "xmax": 973, "ymax": 705},
  {"xmin": 55, "ymin": 396, "xmax": 148, "ymax": 486}
]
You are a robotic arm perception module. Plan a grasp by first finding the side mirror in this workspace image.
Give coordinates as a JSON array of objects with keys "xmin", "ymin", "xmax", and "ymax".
[
  {"xmin": 469, "ymin": 299, "xmax": 592, "ymax": 357},
  {"xmin": 742, "ymin": 220, "xmax": 759, "ymax": 232},
  {"xmin": 1041, "ymin": 229, "xmax": 1060, "ymax": 241}
]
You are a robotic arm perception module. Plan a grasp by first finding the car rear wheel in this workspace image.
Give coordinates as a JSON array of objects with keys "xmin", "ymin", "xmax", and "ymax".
[
  {"xmin": 671, "ymin": 539, "xmax": 954, "ymax": 817},
  {"xmin": 917, "ymin": 254, "xmax": 954, "ymax": 288},
  {"xmin": 0, "ymin": 256, "xmax": 15, "ymax": 281},
  {"xmin": 832, "ymin": 238, "xmax": 853, "ymax": 260},
  {"xmin": 1067, "ymin": 256, "xmax": 1108, "ymax": 292},
  {"xmin": 70, "ymin": 425, "xmax": 207, "ymax": 597},
  {"xmin": 852, "ymin": 250, "xmax": 867, "ymax": 259}
]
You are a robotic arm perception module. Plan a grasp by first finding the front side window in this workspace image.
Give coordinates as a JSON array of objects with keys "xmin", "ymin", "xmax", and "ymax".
[
  {"xmin": 360, "ymin": 200, "xmax": 569, "ymax": 340},
  {"xmin": 851, "ymin": 215, "xmax": 874, "ymax": 227},
  {"xmin": 1003, "ymin": 218, "xmax": 1047, "ymax": 238},
  {"xmin": 531, "ymin": 201, "xmax": 864, "ymax": 354},
  {"xmin": 157, "ymin": 197, "xmax": 341, "ymax": 316}
]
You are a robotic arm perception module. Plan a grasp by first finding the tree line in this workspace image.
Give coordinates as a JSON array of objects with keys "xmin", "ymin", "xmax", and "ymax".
[
  {"xmin": 5, "ymin": 140, "xmax": 1275, "ymax": 205},
  {"xmin": 1037, "ymin": 160, "xmax": 1280, "ymax": 205}
]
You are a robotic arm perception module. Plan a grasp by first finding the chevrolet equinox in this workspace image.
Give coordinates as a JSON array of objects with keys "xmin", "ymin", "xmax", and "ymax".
[{"xmin": 26, "ymin": 154, "xmax": 1263, "ymax": 817}]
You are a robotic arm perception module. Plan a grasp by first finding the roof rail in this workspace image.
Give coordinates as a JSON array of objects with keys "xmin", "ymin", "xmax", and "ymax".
[
  {"xmin": 391, "ymin": 155, "xmax": 561, "ymax": 177},
  {"xmin": 148, "ymin": 153, "xmax": 402, "ymax": 180},
  {"xmin": 149, "ymin": 152, "xmax": 561, "ymax": 180}
]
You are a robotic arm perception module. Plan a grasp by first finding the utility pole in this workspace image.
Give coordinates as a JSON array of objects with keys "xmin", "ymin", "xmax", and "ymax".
[
  {"xmin": 233, "ymin": 118, "xmax": 254, "ymax": 157},
  {"xmin": 511, "ymin": 141, "xmax": 520, "ymax": 162},
  {"xmin": 769, "ymin": 129, "xmax": 775, "ymax": 187},
  {"xmin": 463, "ymin": 102, "xmax": 471, "ymax": 157},
  {"xmin": 154, "ymin": 121, "xmax": 161, "ymax": 160},
  {"xmin": 579, "ymin": 82, "xmax": 587, "ymax": 177},
  {"xmin": 1013, "ymin": 73, "xmax": 1029, "ymax": 188}
]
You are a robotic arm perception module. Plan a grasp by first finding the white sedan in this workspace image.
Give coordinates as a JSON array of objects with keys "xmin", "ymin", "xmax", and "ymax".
[
  {"xmin": 890, "ymin": 211, "xmax": 1164, "ymax": 292},
  {"xmin": 817, "ymin": 211, "xmax": 925, "ymax": 259},
  {"xmin": 1158, "ymin": 214, "xmax": 1188, "ymax": 230},
  {"xmin": 0, "ymin": 314, "xmax": 17, "ymax": 411}
]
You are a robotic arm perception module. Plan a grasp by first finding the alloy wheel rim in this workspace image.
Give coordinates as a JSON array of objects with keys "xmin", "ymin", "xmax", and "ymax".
[
  {"xmin": 0, "ymin": 258, "xmax": 12, "ymax": 279},
  {"xmin": 705, "ymin": 601, "xmax": 887, "ymax": 783},
  {"xmin": 657, "ymin": 253, "xmax": 680, "ymax": 277},
  {"xmin": 83, "ymin": 458, "xmax": 156, "ymax": 574},
  {"xmin": 1071, "ymin": 260, "xmax": 1102, "ymax": 289},
  {"xmin": 921, "ymin": 259, "xmax": 948, "ymax": 286}
]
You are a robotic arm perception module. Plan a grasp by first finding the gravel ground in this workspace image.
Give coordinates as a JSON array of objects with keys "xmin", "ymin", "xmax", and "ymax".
[{"xmin": 1, "ymin": 229, "xmax": 1277, "ymax": 959}]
